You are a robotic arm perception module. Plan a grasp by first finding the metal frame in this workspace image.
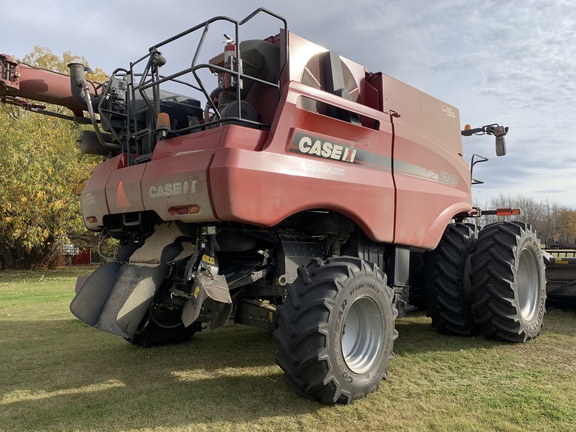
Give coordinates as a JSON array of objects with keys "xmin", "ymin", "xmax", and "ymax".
[{"xmin": 94, "ymin": 8, "xmax": 288, "ymax": 165}]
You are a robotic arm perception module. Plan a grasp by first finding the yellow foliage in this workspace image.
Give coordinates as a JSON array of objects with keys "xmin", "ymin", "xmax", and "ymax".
[
  {"xmin": 53, "ymin": 200, "xmax": 65, "ymax": 211},
  {"xmin": 559, "ymin": 210, "xmax": 576, "ymax": 241},
  {"xmin": 0, "ymin": 47, "xmax": 100, "ymax": 260}
]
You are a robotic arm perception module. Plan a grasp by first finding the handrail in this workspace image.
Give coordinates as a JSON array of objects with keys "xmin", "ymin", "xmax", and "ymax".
[{"xmin": 120, "ymin": 8, "xmax": 287, "ymax": 164}]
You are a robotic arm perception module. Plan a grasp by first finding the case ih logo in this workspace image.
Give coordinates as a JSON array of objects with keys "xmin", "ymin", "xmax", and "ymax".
[
  {"xmin": 148, "ymin": 180, "xmax": 196, "ymax": 199},
  {"xmin": 291, "ymin": 132, "xmax": 357, "ymax": 163}
]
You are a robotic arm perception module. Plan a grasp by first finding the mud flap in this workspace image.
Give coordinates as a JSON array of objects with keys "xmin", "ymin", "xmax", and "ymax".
[
  {"xmin": 182, "ymin": 272, "xmax": 232, "ymax": 330},
  {"xmin": 70, "ymin": 262, "xmax": 169, "ymax": 338},
  {"xmin": 71, "ymin": 262, "xmax": 122, "ymax": 326}
]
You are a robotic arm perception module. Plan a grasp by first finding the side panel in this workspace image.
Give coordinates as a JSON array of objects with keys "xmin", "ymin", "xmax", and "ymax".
[
  {"xmin": 81, "ymin": 155, "xmax": 123, "ymax": 230},
  {"xmin": 382, "ymin": 74, "xmax": 472, "ymax": 249},
  {"xmin": 81, "ymin": 127, "xmax": 269, "ymax": 227},
  {"xmin": 106, "ymin": 164, "xmax": 146, "ymax": 214},
  {"xmin": 210, "ymin": 81, "xmax": 396, "ymax": 242},
  {"xmin": 143, "ymin": 127, "xmax": 269, "ymax": 223},
  {"xmin": 142, "ymin": 149, "xmax": 216, "ymax": 223}
]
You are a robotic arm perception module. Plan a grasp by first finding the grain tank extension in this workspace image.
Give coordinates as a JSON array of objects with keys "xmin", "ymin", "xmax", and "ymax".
[{"xmin": 0, "ymin": 8, "xmax": 547, "ymax": 404}]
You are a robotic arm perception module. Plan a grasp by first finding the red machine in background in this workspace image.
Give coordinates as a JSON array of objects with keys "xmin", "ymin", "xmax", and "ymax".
[{"xmin": 0, "ymin": 8, "xmax": 546, "ymax": 404}]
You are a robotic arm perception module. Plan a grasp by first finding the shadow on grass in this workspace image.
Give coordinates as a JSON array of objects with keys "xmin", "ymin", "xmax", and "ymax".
[
  {"xmin": 1, "ymin": 308, "xmax": 573, "ymax": 430},
  {"xmin": 0, "ymin": 318, "xmax": 318, "ymax": 430}
]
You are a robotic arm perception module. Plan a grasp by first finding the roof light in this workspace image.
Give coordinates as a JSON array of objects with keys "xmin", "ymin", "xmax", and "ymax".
[{"xmin": 156, "ymin": 112, "xmax": 171, "ymax": 138}]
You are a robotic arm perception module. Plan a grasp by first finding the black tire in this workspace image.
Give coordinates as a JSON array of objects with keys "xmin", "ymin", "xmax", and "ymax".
[
  {"xmin": 470, "ymin": 222, "xmax": 546, "ymax": 342},
  {"xmin": 422, "ymin": 223, "xmax": 478, "ymax": 336},
  {"xmin": 274, "ymin": 257, "xmax": 397, "ymax": 404},
  {"xmin": 126, "ymin": 305, "xmax": 202, "ymax": 347}
]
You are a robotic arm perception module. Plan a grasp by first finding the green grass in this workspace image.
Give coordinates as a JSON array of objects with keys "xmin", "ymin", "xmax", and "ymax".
[{"xmin": 1, "ymin": 266, "xmax": 575, "ymax": 431}]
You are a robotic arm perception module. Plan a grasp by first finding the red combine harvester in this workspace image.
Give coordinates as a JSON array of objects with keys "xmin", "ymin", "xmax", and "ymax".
[{"xmin": 0, "ymin": 9, "xmax": 546, "ymax": 404}]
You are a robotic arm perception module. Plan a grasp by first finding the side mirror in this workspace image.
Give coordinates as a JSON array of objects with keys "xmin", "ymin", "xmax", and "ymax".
[
  {"xmin": 495, "ymin": 135, "xmax": 507, "ymax": 156},
  {"xmin": 492, "ymin": 125, "xmax": 508, "ymax": 156},
  {"xmin": 461, "ymin": 123, "xmax": 509, "ymax": 157}
]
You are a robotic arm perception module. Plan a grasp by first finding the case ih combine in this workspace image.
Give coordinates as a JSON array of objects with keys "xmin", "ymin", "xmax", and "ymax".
[{"xmin": 1, "ymin": 9, "xmax": 546, "ymax": 404}]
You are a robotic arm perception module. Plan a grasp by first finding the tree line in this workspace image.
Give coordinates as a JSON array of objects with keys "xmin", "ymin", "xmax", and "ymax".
[
  {"xmin": 0, "ymin": 47, "xmax": 104, "ymax": 269},
  {"xmin": 481, "ymin": 194, "xmax": 576, "ymax": 247}
]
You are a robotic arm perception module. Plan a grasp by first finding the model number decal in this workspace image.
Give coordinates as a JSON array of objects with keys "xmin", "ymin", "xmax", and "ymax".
[
  {"xmin": 439, "ymin": 171, "xmax": 458, "ymax": 187},
  {"xmin": 301, "ymin": 161, "xmax": 345, "ymax": 176}
]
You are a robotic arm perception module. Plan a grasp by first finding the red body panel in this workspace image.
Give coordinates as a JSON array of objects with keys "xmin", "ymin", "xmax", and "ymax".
[
  {"xmin": 381, "ymin": 74, "xmax": 471, "ymax": 248},
  {"xmin": 106, "ymin": 164, "xmax": 146, "ymax": 214},
  {"xmin": 81, "ymin": 156, "xmax": 121, "ymax": 230},
  {"xmin": 142, "ymin": 148, "xmax": 216, "ymax": 223},
  {"xmin": 78, "ymin": 31, "xmax": 473, "ymax": 250},
  {"xmin": 232, "ymin": 79, "xmax": 396, "ymax": 241}
]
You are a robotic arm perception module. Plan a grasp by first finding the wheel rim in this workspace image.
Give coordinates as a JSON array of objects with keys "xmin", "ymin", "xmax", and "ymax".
[
  {"xmin": 341, "ymin": 296, "xmax": 384, "ymax": 374},
  {"xmin": 517, "ymin": 247, "xmax": 540, "ymax": 321},
  {"xmin": 150, "ymin": 305, "xmax": 182, "ymax": 329}
]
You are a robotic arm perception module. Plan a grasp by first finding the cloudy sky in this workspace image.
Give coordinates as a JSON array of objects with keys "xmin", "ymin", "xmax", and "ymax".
[{"xmin": 3, "ymin": 0, "xmax": 576, "ymax": 208}]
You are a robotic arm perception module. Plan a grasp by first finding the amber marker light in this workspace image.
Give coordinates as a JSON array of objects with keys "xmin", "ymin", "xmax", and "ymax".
[
  {"xmin": 168, "ymin": 205, "xmax": 200, "ymax": 215},
  {"xmin": 496, "ymin": 208, "xmax": 521, "ymax": 216},
  {"xmin": 480, "ymin": 208, "xmax": 522, "ymax": 216},
  {"xmin": 86, "ymin": 216, "xmax": 98, "ymax": 223}
]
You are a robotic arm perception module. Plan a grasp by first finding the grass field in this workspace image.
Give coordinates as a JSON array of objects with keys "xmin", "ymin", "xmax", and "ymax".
[{"xmin": 1, "ymin": 266, "xmax": 575, "ymax": 431}]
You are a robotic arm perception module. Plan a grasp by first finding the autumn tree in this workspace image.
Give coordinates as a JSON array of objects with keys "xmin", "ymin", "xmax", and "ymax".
[
  {"xmin": 558, "ymin": 210, "xmax": 576, "ymax": 244},
  {"xmin": 0, "ymin": 46, "xmax": 105, "ymax": 269},
  {"xmin": 484, "ymin": 194, "xmax": 573, "ymax": 245}
]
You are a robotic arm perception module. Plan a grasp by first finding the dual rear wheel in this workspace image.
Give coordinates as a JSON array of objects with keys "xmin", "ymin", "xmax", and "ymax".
[
  {"xmin": 470, "ymin": 222, "xmax": 546, "ymax": 342},
  {"xmin": 423, "ymin": 221, "xmax": 546, "ymax": 342}
]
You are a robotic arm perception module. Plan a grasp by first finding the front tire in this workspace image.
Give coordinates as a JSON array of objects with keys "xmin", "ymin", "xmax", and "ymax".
[
  {"xmin": 274, "ymin": 257, "xmax": 397, "ymax": 404},
  {"xmin": 470, "ymin": 222, "xmax": 546, "ymax": 342}
]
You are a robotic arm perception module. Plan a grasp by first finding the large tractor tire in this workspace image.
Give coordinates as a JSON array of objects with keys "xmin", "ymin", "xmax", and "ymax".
[
  {"xmin": 470, "ymin": 222, "xmax": 546, "ymax": 342},
  {"xmin": 126, "ymin": 303, "xmax": 202, "ymax": 347},
  {"xmin": 422, "ymin": 223, "xmax": 478, "ymax": 336},
  {"xmin": 274, "ymin": 257, "xmax": 397, "ymax": 404}
]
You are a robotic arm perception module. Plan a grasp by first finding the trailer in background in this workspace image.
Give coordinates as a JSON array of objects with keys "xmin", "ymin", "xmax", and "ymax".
[{"xmin": 545, "ymin": 244, "xmax": 576, "ymax": 305}]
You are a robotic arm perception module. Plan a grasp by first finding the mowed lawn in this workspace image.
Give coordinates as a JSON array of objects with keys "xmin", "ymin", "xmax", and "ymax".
[{"xmin": 0, "ymin": 266, "xmax": 575, "ymax": 432}]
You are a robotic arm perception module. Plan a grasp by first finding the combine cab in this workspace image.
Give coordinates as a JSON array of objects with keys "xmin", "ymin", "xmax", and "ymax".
[{"xmin": 0, "ymin": 8, "xmax": 547, "ymax": 404}]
